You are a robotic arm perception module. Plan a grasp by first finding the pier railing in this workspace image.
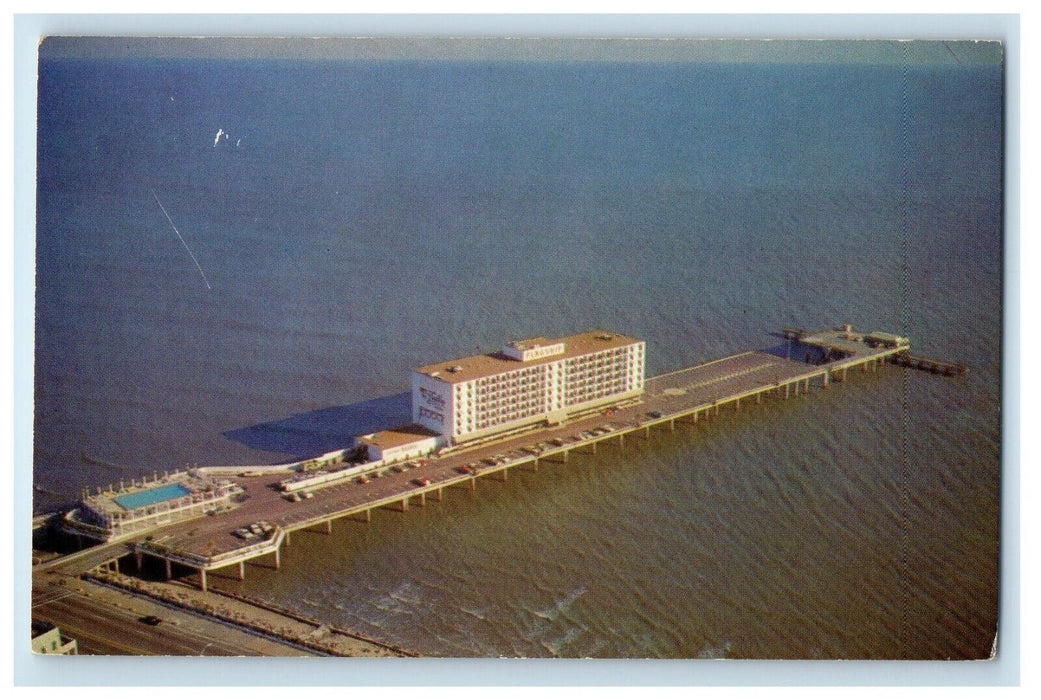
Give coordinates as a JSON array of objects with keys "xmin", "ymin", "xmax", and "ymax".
[{"xmin": 133, "ymin": 528, "xmax": 285, "ymax": 570}]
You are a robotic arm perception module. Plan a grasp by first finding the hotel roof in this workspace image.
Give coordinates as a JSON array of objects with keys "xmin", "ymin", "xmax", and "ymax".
[
  {"xmin": 356, "ymin": 424, "xmax": 442, "ymax": 450},
  {"xmin": 414, "ymin": 329, "xmax": 643, "ymax": 385}
]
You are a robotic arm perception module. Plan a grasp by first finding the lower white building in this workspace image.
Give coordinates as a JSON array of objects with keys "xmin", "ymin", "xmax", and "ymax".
[
  {"xmin": 356, "ymin": 424, "xmax": 445, "ymax": 462},
  {"xmin": 412, "ymin": 329, "xmax": 645, "ymax": 444}
]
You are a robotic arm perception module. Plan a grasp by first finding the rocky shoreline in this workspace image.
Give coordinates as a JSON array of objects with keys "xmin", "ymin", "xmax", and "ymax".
[{"xmin": 88, "ymin": 569, "xmax": 418, "ymax": 657}]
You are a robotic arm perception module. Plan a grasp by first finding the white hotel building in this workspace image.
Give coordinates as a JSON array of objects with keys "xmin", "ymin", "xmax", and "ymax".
[{"xmin": 411, "ymin": 330, "xmax": 645, "ymax": 445}]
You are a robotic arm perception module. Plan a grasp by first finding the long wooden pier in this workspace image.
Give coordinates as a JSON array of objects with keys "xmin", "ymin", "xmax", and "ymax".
[{"xmin": 51, "ymin": 326, "xmax": 964, "ymax": 589}]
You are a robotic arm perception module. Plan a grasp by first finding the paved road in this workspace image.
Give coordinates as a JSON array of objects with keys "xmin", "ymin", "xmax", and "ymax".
[{"xmin": 31, "ymin": 575, "xmax": 314, "ymax": 656}]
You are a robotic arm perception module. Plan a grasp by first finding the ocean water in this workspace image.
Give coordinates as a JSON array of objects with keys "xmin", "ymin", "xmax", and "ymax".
[{"xmin": 34, "ymin": 56, "xmax": 1002, "ymax": 658}]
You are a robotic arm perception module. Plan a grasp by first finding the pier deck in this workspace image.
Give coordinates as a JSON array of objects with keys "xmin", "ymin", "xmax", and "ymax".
[
  {"xmin": 41, "ymin": 325, "xmax": 971, "ymax": 595},
  {"xmin": 62, "ymin": 328, "xmax": 928, "ymax": 590}
]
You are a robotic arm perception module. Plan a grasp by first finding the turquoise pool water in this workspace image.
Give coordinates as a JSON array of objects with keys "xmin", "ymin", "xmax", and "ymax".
[{"xmin": 113, "ymin": 483, "xmax": 191, "ymax": 510}]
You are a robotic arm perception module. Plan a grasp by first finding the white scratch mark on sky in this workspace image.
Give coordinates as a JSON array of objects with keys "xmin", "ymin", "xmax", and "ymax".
[{"xmin": 151, "ymin": 189, "xmax": 212, "ymax": 290}]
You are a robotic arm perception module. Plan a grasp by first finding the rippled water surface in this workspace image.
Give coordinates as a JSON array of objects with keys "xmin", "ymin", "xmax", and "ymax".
[{"xmin": 34, "ymin": 54, "xmax": 1002, "ymax": 658}]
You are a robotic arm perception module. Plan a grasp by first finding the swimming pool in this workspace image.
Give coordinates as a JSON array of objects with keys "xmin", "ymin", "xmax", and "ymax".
[{"xmin": 113, "ymin": 483, "xmax": 192, "ymax": 510}]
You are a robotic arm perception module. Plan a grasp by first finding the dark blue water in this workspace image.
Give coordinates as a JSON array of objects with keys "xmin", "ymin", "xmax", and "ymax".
[{"xmin": 35, "ymin": 56, "xmax": 1002, "ymax": 658}]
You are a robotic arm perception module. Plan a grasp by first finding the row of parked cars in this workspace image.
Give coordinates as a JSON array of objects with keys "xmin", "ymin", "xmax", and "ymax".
[
  {"xmin": 461, "ymin": 424, "xmax": 622, "ymax": 471},
  {"xmin": 350, "ymin": 418, "xmax": 638, "ymax": 492},
  {"xmin": 355, "ymin": 459, "xmax": 429, "ymax": 485},
  {"xmin": 391, "ymin": 459, "xmax": 427, "ymax": 473},
  {"xmin": 233, "ymin": 520, "xmax": 275, "ymax": 540}
]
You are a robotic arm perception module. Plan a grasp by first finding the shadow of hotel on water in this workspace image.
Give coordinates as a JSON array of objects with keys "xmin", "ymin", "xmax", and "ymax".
[{"xmin": 222, "ymin": 392, "xmax": 412, "ymax": 462}]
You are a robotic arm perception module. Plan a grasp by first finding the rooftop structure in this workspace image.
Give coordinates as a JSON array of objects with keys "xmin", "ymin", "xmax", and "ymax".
[{"xmin": 415, "ymin": 330, "xmax": 642, "ymax": 385}]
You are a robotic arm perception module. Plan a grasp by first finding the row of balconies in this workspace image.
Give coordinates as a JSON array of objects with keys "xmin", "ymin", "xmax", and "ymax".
[
  {"xmin": 471, "ymin": 367, "xmax": 548, "ymax": 386},
  {"xmin": 463, "ymin": 375, "xmax": 630, "ymax": 410},
  {"xmin": 565, "ymin": 349, "xmax": 641, "ymax": 366},
  {"xmin": 572, "ymin": 375, "xmax": 628, "ymax": 385},
  {"xmin": 452, "ymin": 360, "xmax": 640, "ymax": 405},
  {"xmin": 566, "ymin": 380, "xmax": 630, "ymax": 400},
  {"xmin": 467, "ymin": 407, "xmax": 542, "ymax": 431},
  {"xmin": 568, "ymin": 372, "xmax": 627, "ymax": 385},
  {"xmin": 472, "ymin": 380, "xmax": 549, "ymax": 395},
  {"xmin": 467, "ymin": 386, "xmax": 555, "ymax": 403},
  {"xmin": 567, "ymin": 363, "xmax": 639, "ymax": 378},
  {"xmin": 471, "ymin": 401, "xmax": 542, "ymax": 419}
]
